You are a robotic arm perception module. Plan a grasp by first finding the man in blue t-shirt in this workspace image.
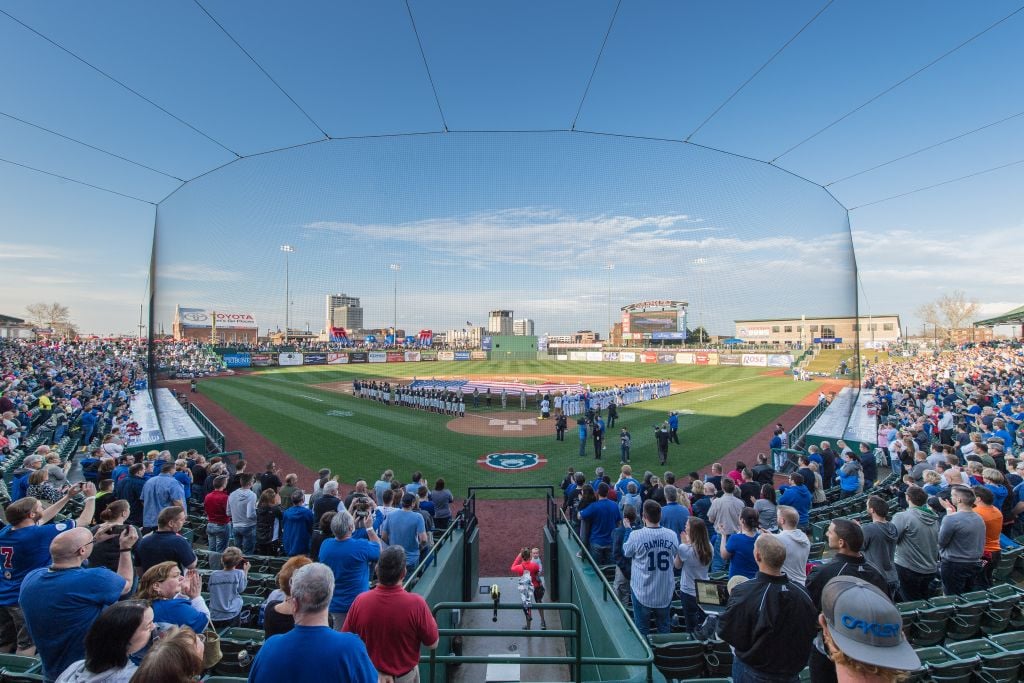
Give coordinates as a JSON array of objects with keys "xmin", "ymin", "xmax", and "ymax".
[
  {"xmin": 380, "ymin": 494, "xmax": 427, "ymax": 570},
  {"xmin": 134, "ymin": 505, "xmax": 196, "ymax": 573},
  {"xmin": 659, "ymin": 485, "xmax": 690, "ymax": 537},
  {"xmin": 19, "ymin": 524, "xmax": 138, "ymax": 682},
  {"xmin": 140, "ymin": 464, "xmax": 185, "ymax": 532},
  {"xmin": 248, "ymin": 563, "xmax": 377, "ymax": 683},
  {"xmin": 319, "ymin": 510, "xmax": 381, "ymax": 628},
  {"xmin": 0, "ymin": 484, "xmax": 96, "ymax": 655},
  {"xmin": 579, "ymin": 483, "xmax": 622, "ymax": 565}
]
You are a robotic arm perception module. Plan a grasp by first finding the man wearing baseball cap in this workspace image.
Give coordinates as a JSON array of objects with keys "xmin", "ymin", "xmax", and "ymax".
[{"xmin": 819, "ymin": 576, "xmax": 920, "ymax": 683}]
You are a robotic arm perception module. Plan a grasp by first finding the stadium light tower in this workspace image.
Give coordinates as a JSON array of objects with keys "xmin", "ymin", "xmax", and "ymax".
[
  {"xmin": 390, "ymin": 263, "xmax": 401, "ymax": 334},
  {"xmin": 280, "ymin": 244, "xmax": 295, "ymax": 342},
  {"xmin": 693, "ymin": 257, "xmax": 707, "ymax": 345},
  {"xmin": 606, "ymin": 263, "xmax": 614, "ymax": 344}
]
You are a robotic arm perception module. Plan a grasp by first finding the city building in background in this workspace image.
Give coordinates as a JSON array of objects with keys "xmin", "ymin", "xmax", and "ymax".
[
  {"xmin": 513, "ymin": 318, "xmax": 534, "ymax": 336},
  {"xmin": 446, "ymin": 326, "xmax": 486, "ymax": 349},
  {"xmin": 487, "ymin": 310, "xmax": 513, "ymax": 336},
  {"xmin": 325, "ymin": 294, "xmax": 363, "ymax": 332},
  {"xmin": 0, "ymin": 314, "xmax": 35, "ymax": 340},
  {"xmin": 734, "ymin": 315, "xmax": 902, "ymax": 349}
]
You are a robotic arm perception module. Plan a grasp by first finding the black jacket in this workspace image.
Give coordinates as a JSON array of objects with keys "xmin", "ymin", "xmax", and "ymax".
[
  {"xmin": 805, "ymin": 553, "xmax": 889, "ymax": 608},
  {"xmin": 751, "ymin": 464, "xmax": 775, "ymax": 486},
  {"xmin": 115, "ymin": 475, "xmax": 146, "ymax": 527},
  {"xmin": 717, "ymin": 572, "xmax": 818, "ymax": 676}
]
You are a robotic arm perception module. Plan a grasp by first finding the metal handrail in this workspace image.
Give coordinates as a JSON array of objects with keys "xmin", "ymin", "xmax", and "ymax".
[
  {"xmin": 425, "ymin": 601, "xmax": 583, "ymax": 683},
  {"xmin": 184, "ymin": 402, "xmax": 226, "ymax": 452}
]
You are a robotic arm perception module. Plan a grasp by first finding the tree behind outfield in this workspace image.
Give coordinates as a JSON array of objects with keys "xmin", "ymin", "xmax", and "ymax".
[
  {"xmin": 916, "ymin": 290, "xmax": 980, "ymax": 338},
  {"xmin": 25, "ymin": 302, "xmax": 78, "ymax": 338}
]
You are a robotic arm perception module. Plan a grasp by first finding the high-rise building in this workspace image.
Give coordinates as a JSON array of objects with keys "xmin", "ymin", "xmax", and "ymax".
[
  {"xmin": 513, "ymin": 318, "xmax": 534, "ymax": 336},
  {"xmin": 326, "ymin": 294, "xmax": 363, "ymax": 331},
  {"xmin": 487, "ymin": 310, "xmax": 513, "ymax": 335}
]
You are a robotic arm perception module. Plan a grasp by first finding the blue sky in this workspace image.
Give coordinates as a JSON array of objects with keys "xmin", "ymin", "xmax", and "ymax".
[{"xmin": 1, "ymin": 1, "xmax": 1021, "ymax": 335}]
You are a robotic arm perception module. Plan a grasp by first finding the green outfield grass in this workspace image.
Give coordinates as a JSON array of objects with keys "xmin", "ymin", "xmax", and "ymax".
[{"xmin": 198, "ymin": 361, "xmax": 838, "ymax": 498}]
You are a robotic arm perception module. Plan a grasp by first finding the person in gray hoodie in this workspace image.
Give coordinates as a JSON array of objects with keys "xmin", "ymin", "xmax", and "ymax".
[
  {"xmin": 774, "ymin": 505, "xmax": 811, "ymax": 585},
  {"xmin": 861, "ymin": 495, "xmax": 899, "ymax": 598},
  {"xmin": 892, "ymin": 485, "xmax": 940, "ymax": 601}
]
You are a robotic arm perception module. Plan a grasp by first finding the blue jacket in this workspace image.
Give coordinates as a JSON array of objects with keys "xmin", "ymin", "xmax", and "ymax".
[
  {"xmin": 669, "ymin": 414, "xmax": 679, "ymax": 430},
  {"xmin": 778, "ymin": 484, "xmax": 811, "ymax": 526}
]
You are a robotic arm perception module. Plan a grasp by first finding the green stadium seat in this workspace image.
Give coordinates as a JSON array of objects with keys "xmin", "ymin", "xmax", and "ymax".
[
  {"xmin": 908, "ymin": 604, "xmax": 952, "ymax": 648},
  {"xmin": 994, "ymin": 547, "xmax": 1024, "ymax": 583},
  {"xmin": 703, "ymin": 639, "xmax": 732, "ymax": 678},
  {"xmin": 946, "ymin": 639, "xmax": 1021, "ymax": 683},
  {"xmin": 0, "ymin": 654, "xmax": 40, "ymax": 674},
  {"xmin": 808, "ymin": 542, "xmax": 826, "ymax": 561},
  {"xmin": 898, "ymin": 600, "xmax": 930, "ymax": 638},
  {"xmin": 946, "ymin": 595, "xmax": 985, "ymax": 642},
  {"xmin": 983, "ymin": 594, "xmax": 1019, "ymax": 636}
]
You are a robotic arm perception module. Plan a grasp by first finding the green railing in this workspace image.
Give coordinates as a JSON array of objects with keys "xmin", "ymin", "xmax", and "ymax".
[
  {"xmin": 184, "ymin": 403, "xmax": 226, "ymax": 453},
  {"xmin": 789, "ymin": 399, "xmax": 829, "ymax": 444},
  {"xmin": 425, "ymin": 602, "xmax": 584, "ymax": 683}
]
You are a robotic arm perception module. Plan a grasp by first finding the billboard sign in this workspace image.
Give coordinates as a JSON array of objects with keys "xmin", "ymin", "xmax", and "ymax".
[
  {"xmin": 368, "ymin": 352, "xmax": 387, "ymax": 363},
  {"xmin": 718, "ymin": 353, "xmax": 741, "ymax": 366},
  {"xmin": 619, "ymin": 352, "xmax": 636, "ymax": 362},
  {"xmin": 278, "ymin": 352, "xmax": 302, "ymax": 366},
  {"xmin": 739, "ymin": 326, "xmax": 771, "ymax": 338},
  {"xmin": 420, "ymin": 350, "xmax": 437, "ymax": 361},
  {"xmin": 437, "ymin": 351, "xmax": 455, "ymax": 361},
  {"xmin": 742, "ymin": 353, "xmax": 768, "ymax": 367},
  {"xmin": 222, "ymin": 353, "xmax": 251, "ymax": 368},
  {"xmin": 658, "ymin": 353, "xmax": 676, "ymax": 363},
  {"xmin": 768, "ymin": 354, "xmax": 794, "ymax": 367},
  {"xmin": 630, "ymin": 311, "xmax": 679, "ymax": 334},
  {"xmin": 603, "ymin": 352, "xmax": 619, "ymax": 361},
  {"xmin": 586, "ymin": 351, "xmax": 603, "ymax": 361},
  {"xmin": 676, "ymin": 352, "xmax": 695, "ymax": 364},
  {"xmin": 328, "ymin": 353, "xmax": 349, "ymax": 364},
  {"xmin": 251, "ymin": 353, "xmax": 272, "ymax": 367},
  {"xmin": 652, "ymin": 331, "xmax": 686, "ymax": 340},
  {"xmin": 569, "ymin": 351, "xmax": 587, "ymax": 361},
  {"xmin": 813, "ymin": 337, "xmax": 843, "ymax": 344},
  {"xmin": 348, "ymin": 351, "xmax": 368, "ymax": 364},
  {"xmin": 304, "ymin": 353, "xmax": 327, "ymax": 365},
  {"xmin": 470, "ymin": 351, "xmax": 488, "ymax": 360},
  {"xmin": 640, "ymin": 351, "xmax": 659, "ymax": 363},
  {"xmin": 454, "ymin": 351, "xmax": 471, "ymax": 361},
  {"xmin": 695, "ymin": 352, "xmax": 710, "ymax": 365},
  {"xmin": 481, "ymin": 336, "xmax": 493, "ymax": 351},
  {"xmin": 404, "ymin": 351, "xmax": 421, "ymax": 362},
  {"xmin": 386, "ymin": 352, "xmax": 404, "ymax": 362}
]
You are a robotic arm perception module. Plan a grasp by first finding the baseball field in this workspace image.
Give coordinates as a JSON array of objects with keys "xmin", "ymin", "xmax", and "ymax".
[{"xmin": 193, "ymin": 360, "xmax": 834, "ymax": 499}]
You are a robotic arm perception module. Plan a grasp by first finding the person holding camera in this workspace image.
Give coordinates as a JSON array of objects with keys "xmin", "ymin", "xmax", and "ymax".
[{"xmin": 319, "ymin": 509, "xmax": 381, "ymax": 630}]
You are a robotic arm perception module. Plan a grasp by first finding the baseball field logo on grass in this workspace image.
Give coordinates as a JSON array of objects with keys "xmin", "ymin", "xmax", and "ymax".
[{"xmin": 477, "ymin": 451, "xmax": 547, "ymax": 472}]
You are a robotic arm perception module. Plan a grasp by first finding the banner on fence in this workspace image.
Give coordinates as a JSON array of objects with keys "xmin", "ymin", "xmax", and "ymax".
[
  {"xmin": 368, "ymin": 352, "xmax": 387, "ymax": 363},
  {"xmin": 404, "ymin": 351, "xmax": 421, "ymax": 362},
  {"xmin": 328, "ymin": 353, "xmax": 349, "ymax": 364},
  {"xmin": 586, "ymin": 351, "xmax": 603, "ymax": 361},
  {"xmin": 695, "ymin": 352, "xmax": 710, "ymax": 365},
  {"xmin": 676, "ymin": 352, "xmax": 695, "ymax": 365},
  {"xmin": 386, "ymin": 352, "xmax": 404, "ymax": 362},
  {"xmin": 348, "ymin": 351, "xmax": 368, "ymax": 364},
  {"xmin": 420, "ymin": 350, "xmax": 437, "ymax": 361},
  {"xmin": 603, "ymin": 352, "xmax": 620, "ymax": 361},
  {"xmin": 767, "ymin": 354, "xmax": 794, "ymax": 367},
  {"xmin": 303, "ymin": 353, "xmax": 327, "ymax": 365},
  {"xmin": 569, "ymin": 351, "xmax": 587, "ymax": 361},
  {"xmin": 619, "ymin": 351, "xmax": 636, "ymax": 363},
  {"xmin": 470, "ymin": 351, "xmax": 488, "ymax": 360},
  {"xmin": 454, "ymin": 351, "xmax": 471, "ymax": 361},
  {"xmin": 658, "ymin": 353, "xmax": 676, "ymax": 363},
  {"xmin": 278, "ymin": 352, "xmax": 302, "ymax": 366},
  {"xmin": 557, "ymin": 354, "xmax": 568, "ymax": 360},
  {"xmin": 437, "ymin": 351, "xmax": 455, "ymax": 361},
  {"xmin": 640, "ymin": 351, "xmax": 659, "ymax": 363},
  {"xmin": 742, "ymin": 353, "xmax": 768, "ymax": 367},
  {"xmin": 251, "ymin": 353, "xmax": 272, "ymax": 367},
  {"xmin": 222, "ymin": 353, "xmax": 251, "ymax": 368},
  {"xmin": 718, "ymin": 354, "xmax": 742, "ymax": 366}
]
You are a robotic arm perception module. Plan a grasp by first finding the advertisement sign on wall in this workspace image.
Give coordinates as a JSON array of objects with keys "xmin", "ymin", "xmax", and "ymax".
[
  {"xmin": 420, "ymin": 351, "xmax": 437, "ymax": 361},
  {"xmin": 386, "ymin": 352, "xmax": 404, "ymax": 362},
  {"xmin": 404, "ymin": 351, "xmax": 421, "ymax": 362},
  {"xmin": 640, "ymin": 351, "xmax": 659, "ymax": 363},
  {"xmin": 481, "ymin": 336, "xmax": 493, "ymax": 351},
  {"xmin": 603, "ymin": 352, "xmax": 620, "ymax": 361},
  {"xmin": 557, "ymin": 354, "xmax": 568, "ymax": 360},
  {"xmin": 222, "ymin": 353, "xmax": 251, "ymax": 368},
  {"xmin": 470, "ymin": 351, "xmax": 488, "ymax": 360},
  {"xmin": 738, "ymin": 326, "xmax": 771, "ymax": 338},
  {"xmin": 437, "ymin": 351, "xmax": 455, "ymax": 361},
  {"xmin": 676, "ymin": 352, "xmax": 695, "ymax": 365},
  {"xmin": 658, "ymin": 353, "xmax": 675, "ymax": 363},
  {"xmin": 278, "ymin": 352, "xmax": 303, "ymax": 366},
  {"xmin": 768, "ymin": 354, "xmax": 794, "ymax": 367},
  {"xmin": 327, "ymin": 353, "xmax": 349, "ymax": 365},
  {"xmin": 569, "ymin": 351, "xmax": 587, "ymax": 361},
  {"xmin": 454, "ymin": 351, "xmax": 471, "ymax": 361},
  {"xmin": 695, "ymin": 352, "xmax": 710, "ymax": 365},
  {"xmin": 652, "ymin": 331, "xmax": 686, "ymax": 340},
  {"xmin": 348, "ymin": 351, "xmax": 368, "ymax": 364},
  {"xmin": 585, "ymin": 351, "xmax": 603, "ymax": 361},
  {"xmin": 251, "ymin": 354, "xmax": 272, "ymax": 367},
  {"xmin": 368, "ymin": 352, "xmax": 387, "ymax": 363},
  {"xmin": 619, "ymin": 351, "xmax": 636, "ymax": 362},
  {"xmin": 742, "ymin": 353, "xmax": 768, "ymax": 367},
  {"xmin": 718, "ymin": 354, "xmax": 742, "ymax": 366},
  {"xmin": 304, "ymin": 353, "xmax": 327, "ymax": 365}
]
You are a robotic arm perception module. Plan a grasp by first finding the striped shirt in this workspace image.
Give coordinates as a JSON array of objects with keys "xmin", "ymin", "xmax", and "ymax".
[{"xmin": 622, "ymin": 525, "xmax": 679, "ymax": 608}]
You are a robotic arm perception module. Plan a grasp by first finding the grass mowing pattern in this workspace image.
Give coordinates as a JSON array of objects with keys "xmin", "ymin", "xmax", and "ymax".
[{"xmin": 199, "ymin": 361, "xmax": 840, "ymax": 499}]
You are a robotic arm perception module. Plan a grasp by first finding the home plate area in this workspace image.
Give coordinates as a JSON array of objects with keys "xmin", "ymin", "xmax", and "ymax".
[
  {"xmin": 489, "ymin": 418, "xmax": 536, "ymax": 431},
  {"xmin": 447, "ymin": 411, "xmax": 552, "ymax": 437}
]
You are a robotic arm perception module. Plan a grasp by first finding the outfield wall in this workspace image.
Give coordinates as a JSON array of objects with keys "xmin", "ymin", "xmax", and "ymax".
[{"xmin": 217, "ymin": 350, "xmax": 794, "ymax": 368}]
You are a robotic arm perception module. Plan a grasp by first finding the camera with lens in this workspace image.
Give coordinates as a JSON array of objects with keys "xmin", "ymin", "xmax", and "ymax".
[{"xmin": 352, "ymin": 497, "xmax": 372, "ymax": 521}]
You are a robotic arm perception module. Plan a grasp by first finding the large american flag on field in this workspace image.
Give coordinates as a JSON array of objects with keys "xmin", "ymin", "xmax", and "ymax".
[{"xmin": 408, "ymin": 379, "xmax": 583, "ymax": 395}]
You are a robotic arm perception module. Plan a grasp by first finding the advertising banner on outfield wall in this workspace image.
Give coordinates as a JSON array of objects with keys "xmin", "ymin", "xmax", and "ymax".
[
  {"xmin": 569, "ymin": 351, "xmax": 587, "ymax": 361},
  {"xmin": 676, "ymin": 353, "xmax": 695, "ymax": 364},
  {"xmin": 437, "ymin": 351, "xmax": 455, "ymax": 361},
  {"xmin": 619, "ymin": 351, "xmax": 636, "ymax": 362},
  {"xmin": 420, "ymin": 351, "xmax": 437, "ymax": 361},
  {"xmin": 304, "ymin": 353, "xmax": 327, "ymax": 365},
  {"xmin": 481, "ymin": 336, "xmax": 492, "ymax": 351},
  {"xmin": 386, "ymin": 352, "xmax": 404, "ymax": 362},
  {"xmin": 368, "ymin": 352, "xmax": 387, "ymax": 363},
  {"xmin": 586, "ymin": 351, "xmax": 603, "ymax": 361},
  {"xmin": 695, "ymin": 352, "xmax": 710, "ymax": 365},
  {"xmin": 454, "ymin": 351, "xmax": 471, "ymax": 361},
  {"xmin": 652, "ymin": 331, "xmax": 686, "ymax": 340},
  {"xmin": 222, "ymin": 353, "xmax": 251, "ymax": 368},
  {"xmin": 640, "ymin": 351, "xmax": 658, "ymax": 363},
  {"xmin": 279, "ymin": 352, "xmax": 302, "ymax": 366},
  {"xmin": 718, "ymin": 354, "xmax": 742, "ymax": 366},
  {"xmin": 603, "ymin": 352, "xmax": 619, "ymax": 361},
  {"xmin": 349, "ymin": 352, "xmax": 368, "ymax": 364},
  {"xmin": 251, "ymin": 354, "xmax": 272, "ymax": 367},
  {"xmin": 470, "ymin": 351, "xmax": 488, "ymax": 360},
  {"xmin": 658, "ymin": 353, "xmax": 675, "ymax": 363},
  {"xmin": 767, "ymin": 354, "xmax": 794, "ymax": 367},
  {"xmin": 742, "ymin": 354, "xmax": 768, "ymax": 367},
  {"xmin": 328, "ymin": 353, "xmax": 349, "ymax": 364},
  {"xmin": 404, "ymin": 351, "xmax": 421, "ymax": 362},
  {"xmin": 557, "ymin": 354, "xmax": 568, "ymax": 360}
]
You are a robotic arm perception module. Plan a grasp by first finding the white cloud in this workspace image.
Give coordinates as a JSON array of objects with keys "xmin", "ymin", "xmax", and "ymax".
[{"xmin": 159, "ymin": 264, "xmax": 245, "ymax": 282}]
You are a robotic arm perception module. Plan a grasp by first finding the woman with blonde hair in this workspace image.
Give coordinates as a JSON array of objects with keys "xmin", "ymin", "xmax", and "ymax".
[
  {"xmin": 135, "ymin": 562, "xmax": 210, "ymax": 636},
  {"xmin": 129, "ymin": 626, "xmax": 204, "ymax": 683}
]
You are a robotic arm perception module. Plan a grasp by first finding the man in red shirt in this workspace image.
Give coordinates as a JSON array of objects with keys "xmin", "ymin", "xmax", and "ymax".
[
  {"xmin": 203, "ymin": 474, "xmax": 231, "ymax": 552},
  {"xmin": 344, "ymin": 546, "xmax": 439, "ymax": 682}
]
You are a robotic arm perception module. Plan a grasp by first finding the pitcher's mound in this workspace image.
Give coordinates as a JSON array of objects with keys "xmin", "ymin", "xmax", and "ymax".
[{"xmin": 448, "ymin": 411, "xmax": 556, "ymax": 437}]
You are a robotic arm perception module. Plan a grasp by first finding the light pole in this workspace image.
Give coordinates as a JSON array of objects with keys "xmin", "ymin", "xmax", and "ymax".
[
  {"xmin": 390, "ymin": 263, "xmax": 401, "ymax": 336},
  {"xmin": 694, "ymin": 258, "xmax": 707, "ymax": 345},
  {"xmin": 605, "ymin": 263, "xmax": 614, "ymax": 344},
  {"xmin": 280, "ymin": 245, "xmax": 294, "ymax": 342}
]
